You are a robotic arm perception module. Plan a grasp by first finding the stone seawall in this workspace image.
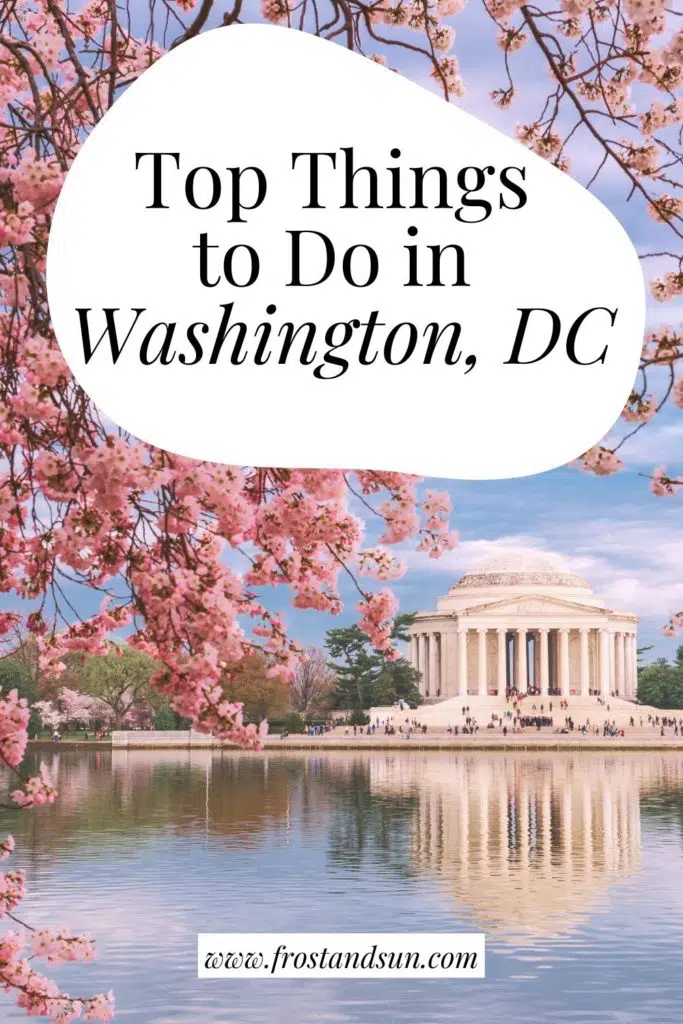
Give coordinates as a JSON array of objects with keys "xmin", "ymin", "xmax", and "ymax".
[
  {"xmin": 24, "ymin": 730, "xmax": 683, "ymax": 753},
  {"xmin": 111, "ymin": 730, "xmax": 225, "ymax": 748}
]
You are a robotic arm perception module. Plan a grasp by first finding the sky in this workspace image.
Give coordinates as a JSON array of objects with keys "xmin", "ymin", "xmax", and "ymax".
[{"xmin": 268, "ymin": 464, "xmax": 683, "ymax": 660}]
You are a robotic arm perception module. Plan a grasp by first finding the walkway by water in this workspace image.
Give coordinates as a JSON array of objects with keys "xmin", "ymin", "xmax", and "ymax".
[{"xmin": 35, "ymin": 726, "xmax": 683, "ymax": 752}]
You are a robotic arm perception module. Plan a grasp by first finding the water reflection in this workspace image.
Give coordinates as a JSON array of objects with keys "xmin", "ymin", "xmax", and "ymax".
[
  {"xmin": 368, "ymin": 754, "xmax": 683, "ymax": 938},
  {"xmin": 14, "ymin": 750, "xmax": 683, "ymax": 939},
  {"xmin": 3, "ymin": 750, "xmax": 683, "ymax": 1023}
]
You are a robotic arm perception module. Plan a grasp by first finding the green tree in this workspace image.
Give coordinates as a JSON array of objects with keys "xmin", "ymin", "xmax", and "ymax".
[
  {"xmin": 637, "ymin": 651, "xmax": 683, "ymax": 709},
  {"xmin": 325, "ymin": 614, "xmax": 421, "ymax": 710},
  {"xmin": 0, "ymin": 657, "xmax": 42, "ymax": 736},
  {"xmin": 151, "ymin": 708, "xmax": 191, "ymax": 730},
  {"xmin": 325, "ymin": 625, "xmax": 377, "ymax": 708},
  {"xmin": 281, "ymin": 712, "xmax": 306, "ymax": 734},
  {"xmin": 69, "ymin": 643, "xmax": 158, "ymax": 728},
  {"xmin": 1, "ymin": 628, "xmax": 53, "ymax": 698},
  {"xmin": 371, "ymin": 659, "xmax": 422, "ymax": 707}
]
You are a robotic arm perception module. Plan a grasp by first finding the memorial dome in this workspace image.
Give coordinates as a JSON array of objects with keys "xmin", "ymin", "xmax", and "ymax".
[{"xmin": 454, "ymin": 548, "xmax": 590, "ymax": 591}]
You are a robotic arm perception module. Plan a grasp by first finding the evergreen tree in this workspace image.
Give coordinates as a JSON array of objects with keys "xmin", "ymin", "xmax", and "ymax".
[
  {"xmin": 325, "ymin": 614, "xmax": 421, "ymax": 710},
  {"xmin": 637, "ymin": 649, "xmax": 683, "ymax": 709}
]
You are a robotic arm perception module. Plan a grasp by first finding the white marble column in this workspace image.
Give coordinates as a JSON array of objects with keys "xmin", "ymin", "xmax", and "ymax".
[
  {"xmin": 534, "ymin": 634, "xmax": 541, "ymax": 690},
  {"xmin": 558, "ymin": 628, "xmax": 570, "ymax": 696},
  {"xmin": 409, "ymin": 634, "xmax": 418, "ymax": 670},
  {"xmin": 496, "ymin": 629, "xmax": 507, "ymax": 695},
  {"xmin": 628, "ymin": 633, "xmax": 637, "ymax": 697},
  {"xmin": 445, "ymin": 632, "xmax": 458, "ymax": 699},
  {"xmin": 516, "ymin": 628, "xmax": 527, "ymax": 694},
  {"xmin": 437, "ymin": 633, "xmax": 443, "ymax": 697},
  {"xmin": 457, "ymin": 628, "xmax": 468, "ymax": 697},
  {"xmin": 579, "ymin": 628, "xmax": 590, "ymax": 697},
  {"xmin": 599, "ymin": 628, "xmax": 610, "ymax": 698},
  {"xmin": 429, "ymin": 632, "xmax": 439, "ymax": 699},
  {"xmin": 477, "ymin": 629, "xmax": 487, "ymax": 696},
  {"xmin": 624, "ymin": 633, "xmax": 632, "ymax": 698},
  {"xmin": 609, "ymin": 631, "xmax": 617, "ymax": 695},
  {"xmin": 539, "ymin": 628, "xmax": 549, "ymax": 696},
  {"xmin": 616, "ymin": 632, "xmax": 625, "ymax": 697},
  {"xmin": 417, "ymin": 634, "xmax": 427, "ymax": 695}
]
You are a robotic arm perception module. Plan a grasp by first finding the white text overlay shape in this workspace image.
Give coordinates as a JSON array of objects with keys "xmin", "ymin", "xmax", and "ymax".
[{"xmin": 47, "ymin": 23, "xmax": 645, "ymax": 479}]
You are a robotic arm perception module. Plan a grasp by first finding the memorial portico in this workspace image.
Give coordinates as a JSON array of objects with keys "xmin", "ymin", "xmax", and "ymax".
[{"xmin": 409, "ymin": 550, "xmax": 638, "ymax": 700}]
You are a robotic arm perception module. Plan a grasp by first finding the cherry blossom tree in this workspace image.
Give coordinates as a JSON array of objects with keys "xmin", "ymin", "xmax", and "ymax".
[
  {"xmin": 0, "ymin": 0, "xmax": 681, "ymax": 1018},
  {"xmin": 30, "ymin": 688, "xmax": 108, "ymax": 734},
  {"xmin": 32, "ymin": 698, "xmax": 64, "ymax": 732},
  {"xmin": 120, "ymin": 704, "xmax": 154, "ymax": 729},
  {"xmin": 57, "ymin": 686, "xmax": 111, "ymax": 728}
]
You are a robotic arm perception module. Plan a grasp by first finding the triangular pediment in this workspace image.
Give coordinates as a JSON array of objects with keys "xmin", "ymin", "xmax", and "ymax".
[{"xmin": 460, "ymin": 593, "xmax": 604, "ymax": 618}]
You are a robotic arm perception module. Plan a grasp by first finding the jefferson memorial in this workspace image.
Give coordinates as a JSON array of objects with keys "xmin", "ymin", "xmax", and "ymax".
[{"xmin": 408, "ymin": 550, "xmax": 639, "ymax": 700}]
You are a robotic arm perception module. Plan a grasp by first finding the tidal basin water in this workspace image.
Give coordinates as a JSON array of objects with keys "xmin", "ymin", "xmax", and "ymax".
[{"xmin": 3, "ymin": 750, "xmax": 683, "ymax": 1023}]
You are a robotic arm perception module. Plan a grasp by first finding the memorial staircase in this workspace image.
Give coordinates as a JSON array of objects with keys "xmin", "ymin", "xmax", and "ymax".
[{"xmin": 369, "ymin": 693, "xmax": 670, "ymax": 731}]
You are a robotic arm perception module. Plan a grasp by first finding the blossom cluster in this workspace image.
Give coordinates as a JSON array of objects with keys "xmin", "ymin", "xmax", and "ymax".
[
  {"xmin": 0, "ymin": 949, "xmax": 114, "ymax": 1024},
  {"xmin": 11, "ymin": 763, "xmax": 58, "ymax": 809},
  {"xmin": 34, "ymin": 688, "xmax": 116, "ymax": 732},
  {"xmin": 577, "ymin": 446, "xmax": 624, "ymax": 477},
  {"xmin": 30, "ymin": 929, "xmax": 97, "ymax": 965}
]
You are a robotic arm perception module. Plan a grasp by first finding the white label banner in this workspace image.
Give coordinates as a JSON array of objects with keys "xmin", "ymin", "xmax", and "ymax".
[{"xmin": 198, "ymin": 932, "xmax": 485, "ymax": 978}]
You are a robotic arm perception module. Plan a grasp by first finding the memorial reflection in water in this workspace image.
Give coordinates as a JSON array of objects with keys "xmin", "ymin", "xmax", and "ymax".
[
  {"xmin": 24, "ymin": 748, "xmax": 683, "ymax": 946},
  {"xmin": 369, "ymin": 753, "xmax": 683, "ymax": 938}
]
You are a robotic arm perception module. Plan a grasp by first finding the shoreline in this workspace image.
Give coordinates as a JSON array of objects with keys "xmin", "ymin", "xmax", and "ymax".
[{"xmin": 28, "ymin": 735, "xmax": 683, "ymax": 753}]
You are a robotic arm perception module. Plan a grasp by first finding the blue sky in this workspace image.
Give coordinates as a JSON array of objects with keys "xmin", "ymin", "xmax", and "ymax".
[{"xmin": 268, "ymin": 463, "xmax": 683, "ymax": 660}]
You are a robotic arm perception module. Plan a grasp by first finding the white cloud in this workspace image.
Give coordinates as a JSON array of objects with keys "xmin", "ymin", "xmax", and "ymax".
[
  {"xmin": 615, "ymin": 421, "xmax": 683, "ymax": 467},
  {"xmin": 398, "ymin": 516, "xmax": 683, "ymax": 630},
  {"xmin": 402, "ymin": 533, "xmax": 547, "ymax": 575}
]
